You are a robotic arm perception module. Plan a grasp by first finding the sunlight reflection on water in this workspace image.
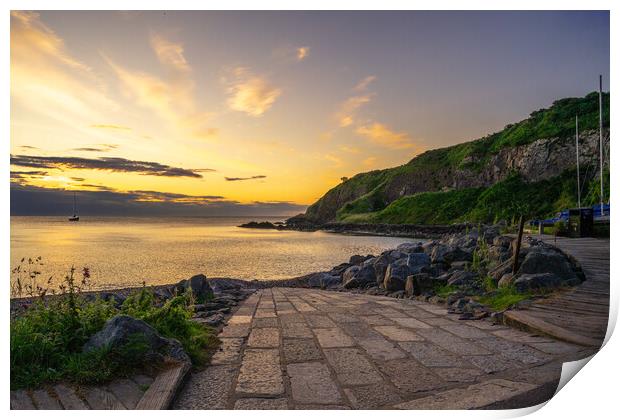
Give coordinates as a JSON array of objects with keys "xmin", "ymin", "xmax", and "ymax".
[{"xmin": 11, "ymin": 216, "xmax": 413, "ymax": 291}]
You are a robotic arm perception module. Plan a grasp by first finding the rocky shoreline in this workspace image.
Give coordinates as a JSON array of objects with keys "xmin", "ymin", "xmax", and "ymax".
[
  {"xmin": 291, "ymin": 225, "xmax": 585, "ymax": 320},
  {"xmin": 238, "ymin": 219, "xmax": 473, "ymax": 239}
]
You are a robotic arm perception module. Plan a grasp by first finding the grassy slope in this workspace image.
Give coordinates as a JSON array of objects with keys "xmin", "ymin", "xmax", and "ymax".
[
  {"xmin": 315, "ymin": 92, "xmax": 609, "ymax": 224},
  {"xmin": 340, "ymin": 170, "xmax": 582, "ymax": 224}
]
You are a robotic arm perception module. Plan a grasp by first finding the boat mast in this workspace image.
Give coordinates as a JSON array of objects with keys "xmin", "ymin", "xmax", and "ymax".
[
  {"xmin": 599, "ymin": 74, "xmax": 604, "ymax": 216},
  {"xmin": 73, "ymin": 191, "xmax": 76, "ymax": 215},
  {"xmin": 576, "ymin": 115, "xmax": 581, "ymax": 209}
]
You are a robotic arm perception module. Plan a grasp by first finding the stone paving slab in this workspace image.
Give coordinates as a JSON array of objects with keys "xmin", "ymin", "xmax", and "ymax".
[
  {"xmin": 236, "ymin": 348, "xmax": 284, "ymax": 396},
  {"xmin": 287, "ymin": 362, "xmax": 343, "ymax": 404},
  {"xmin": 174, "ymin": 287, "xmax": 592, "ymax": 410}
]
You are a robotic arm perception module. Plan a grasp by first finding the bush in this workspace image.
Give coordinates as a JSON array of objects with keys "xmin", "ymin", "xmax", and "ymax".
[{"xmin": 10, "ymin": 263, "xmax": 219, "ymax": 390}]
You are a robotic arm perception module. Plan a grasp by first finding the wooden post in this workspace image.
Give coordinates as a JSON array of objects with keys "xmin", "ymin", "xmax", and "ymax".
[{"xmin": 512, "ymin": 215, "xmax": 525, "ymax": 274}]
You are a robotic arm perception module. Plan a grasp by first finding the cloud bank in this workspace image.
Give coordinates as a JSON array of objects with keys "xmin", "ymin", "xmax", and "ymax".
[
  {"xmin": 11, "ymin": 155, "xmax": 204, "ymax": 178},
  {"xmin": 10, "ymin": 183, "xmax": 305, "ymax": 217}
]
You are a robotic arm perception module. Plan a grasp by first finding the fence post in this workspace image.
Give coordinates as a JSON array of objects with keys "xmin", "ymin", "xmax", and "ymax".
[{"xmin": 512, "ymin": 215, "xmax": 525, "ymax": 275}]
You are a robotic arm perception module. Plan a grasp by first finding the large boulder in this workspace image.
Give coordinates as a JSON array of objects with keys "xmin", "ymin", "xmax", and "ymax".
[
  {"xmin": 447, "ymin": 270, "xmax": 477, "ymax": 287},
  {"xmin": 481, "ymin": 225, "xmax": 501, "ymax": 244},
  {"xmin": 307, "ymin": 272, "xmax": 341, "ymax": 289},
  {"xmin": 383, "ymin": 259, "xmax": 410, "ymax": 291},
  {"xmin": 447, "ymin": 232, "xmax": 478, "ymax": 250},
  {"xmin": 397, "ymin": 242, "xmax": 424, "ymax": 254},
  {"xmin": 512, "ymin": 273, "xmax": 571, "ymax": 293},
  {"xmin": 83, "ymin": 315, "xmax": 190, "ymax": 363},
  {"xmin": 388, "ymin": 250, "xmax": 407, "ymax": 262},
  {"xmin": 405, "ymin": 273, "xmax": 434, "ymax": 297},
  {"xmin": 372, "ymin": 253, "xmax": 391, "ymax": 287},
  {"xmin": 349, "ymin": 254, "xmax": 373, "ymax": 265},
  {"xmin": 177, "ymin": 274, "xmax": 213, "ymax": 301},
  {"xmin": 516, "ymin": 246, "xmax": 579, "ymax": 281},
  {"xmin": 431, "ymin": 244, "xmax": 473, "ymax": 264},
  {"xmin": 406, "ymin": 253, "xmax": 431, "ymax": 274},
  {"xmin": 342, "ymin": 264, "xmax": 376, "ymax": 289},
  {"xmin": 329, "ymin": 262, "xmax": 352, "ymax": 277}
]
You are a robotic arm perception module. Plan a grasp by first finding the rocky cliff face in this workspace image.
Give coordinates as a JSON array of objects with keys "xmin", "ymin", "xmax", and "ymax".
[{"xmin": 302, "ymin": 130, "xmax": 609, "ymax": 224}]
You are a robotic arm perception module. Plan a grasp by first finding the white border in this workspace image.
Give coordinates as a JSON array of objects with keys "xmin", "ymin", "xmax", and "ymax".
[{"xmin": 2, "ymin": 2, "xmax": 616, "ymax": 419}]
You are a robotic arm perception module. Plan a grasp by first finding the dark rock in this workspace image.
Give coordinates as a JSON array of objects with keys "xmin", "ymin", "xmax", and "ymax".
[
  {"xmin": 431, "ymin": 244, "xmax": 473, "ymax": 264},
  {"xmin": 397, "ymin": 242, "xmax": 424, "ymax": 254},
  {"xmin": 388, "ymin": 250, "xmax": 406, "ymax": 262},
  {"xmin": 372, "ymin": 253, "xmax": 391, "ymax": 287},
  {"xmin": 343, "ymin": 264, "xmax": 376, "ymax": 289},
  {"xmin": 83, "ymin": 315, "xmax": 190, "ymax": 364},
  {"xmin": 449, "ymin": 261, "xmax": 470, "ymax": 271},
  {"xmin": 481, "ymin": 225, "xmax": 501, "ymax": 243},
  {"xmin": 447, "ymin": 271, "xmax": 477, "ymax": 287},
  {"xmin": 489, "ymin": 260, "xmax": 513, "ymax": 282},
  {"xmin": 447, "ymin": 232, "xmax": 478, "ymax": 250},
  {"xmin": 512, "ymin": 273, "xmax": 579, "ymax": 293},
  {"xmin": 405, "ymin": 273, "xmax": 434, "ymax": 297},
  {"xmin": 208, "ymin": 279, "xmax": 245, "ymax": 294},
  {"xmin": 329, "ymin": 263, "xmax": 352, "ymax": 277},
  {"xmin": 176, "ymin": 274, "xmax": 213, "ymax": 302},
  {"xmin": 307, "ymin": 272, "xmax": 341, "ymax": 289},
  {"xmin": 349, "ymin": 254, "xmax": 374, "ymax": 265},
  {"xmin": 383, "ymin": 259, "xmax": 410, "ymax": 291},
  {"xmin": 200, "ymin": 313, "xmax": 225, "ymax": 327},
  {"xmin": 389, "ymin": 290, "xmax": 406, "ymax": 299},
  {"xmin": 406, "ymin": 253, "xmax": 431, "ymax": 274},
  {"xmin": 516, "ymin": 246, "xmax": 579, "ymax": 281}
]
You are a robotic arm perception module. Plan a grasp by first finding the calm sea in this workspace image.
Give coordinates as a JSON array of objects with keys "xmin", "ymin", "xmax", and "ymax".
[{"xmin": 10, "ymin": 216, "xmax": 410, "ymax": 292}]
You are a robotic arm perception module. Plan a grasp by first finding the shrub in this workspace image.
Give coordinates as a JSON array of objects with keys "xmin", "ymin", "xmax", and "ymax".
[{"xmin": 10, "ymin": 262, "xmax": 219, "ymax": 390}]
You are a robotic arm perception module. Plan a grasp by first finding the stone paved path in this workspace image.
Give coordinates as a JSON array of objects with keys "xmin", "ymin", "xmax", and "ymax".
[{"xmin": 174, "ymin": 288, "xmax": 595, "ymax": 410}]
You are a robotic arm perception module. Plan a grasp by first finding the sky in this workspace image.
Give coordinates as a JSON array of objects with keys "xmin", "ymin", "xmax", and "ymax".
[{"xmin": 10, "ymin": 11, "xmax": 610, "ymax": 216}]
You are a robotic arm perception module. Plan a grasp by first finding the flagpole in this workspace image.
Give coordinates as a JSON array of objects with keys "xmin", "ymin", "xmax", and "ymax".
[
  {"xmin": 599, "ymin": 75, "xmax": 604, "ymax": 216},
  {"xmin": 576, "ymin": 115, "xmax": 581, "ymax": 209}
]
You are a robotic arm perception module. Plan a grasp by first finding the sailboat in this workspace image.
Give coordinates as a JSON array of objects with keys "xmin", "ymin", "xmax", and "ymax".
[{"xmin": 68, "ymin": 191, "xmax": 79, "ymax": 222}]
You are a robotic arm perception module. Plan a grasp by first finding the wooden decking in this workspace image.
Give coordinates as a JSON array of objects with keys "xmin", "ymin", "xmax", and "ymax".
[
  {"xmin": 504, "ymin": 235, "xmax": 610, "ymax": 348},
  {"xmin": 11, "ymin": 362, "xmax": 189, "ymax": 410}
]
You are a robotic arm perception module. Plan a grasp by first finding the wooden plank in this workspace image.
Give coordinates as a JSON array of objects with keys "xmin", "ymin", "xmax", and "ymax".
[
  {"xmin": 31, "ymin": 389, "xmax": 62, "ymax": 410},
  {"xmin": 107, "ymin": 378, "xmax": 143, "ymax": 409},
  {"xmin": 53, "ymin": 384, "xmax": 88, "ymax": 410},
  {"xmin": 136, "ymin": 363, "xmax": 190, "ymax": 410},
  {"xmin": 504, "ymin": 310, "xmax": 603, "ymax": 347},
  {"xmin": 83, "ymin": 387, "xmax": 126, "ymax": 410},
  {"xmin": 11, "ymin": 390, "xmax": 35, "ymax": 410}
]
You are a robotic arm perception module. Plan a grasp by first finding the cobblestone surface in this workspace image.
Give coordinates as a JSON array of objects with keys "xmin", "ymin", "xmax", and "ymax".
[{"xmin": 174, "ymin": 288, "xmax": 590, "ymax": 409}]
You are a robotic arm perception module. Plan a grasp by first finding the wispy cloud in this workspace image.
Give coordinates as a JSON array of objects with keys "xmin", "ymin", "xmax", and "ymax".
[
  {"xmin": 336, "ymin": 94, "xmax": 372, "ymax": 127},
  {"xmin": 11, "ymin": 155, "xmax": 204, "ymax": 178},
  {"xmin": 334, "ymin": 75, "xmax": 376, "ymax": 128},
  {"xmin": 224, "ymin": 175, "xmax": 267, "ymax": 182},
  {"xmin": 90, "ymin": 124, "xmax": 131, "ymax": 131},
  {"xmin": 225, "ymin": 67, "xmax": 281, "ymax": 117},
  {"xmin": 105, "ymin": 34, "xmax": 217, "ymax": 140},
  {"xmin": 296, "ymin": 46, "xmax": 310, "ymax": 61},
  {"xmin": 71, "ymin": 144, "xmax": 119, "ymax": 152},
  {"xmin": 11, "ymin": 11, "xmax": 118, "ymax": 126},
  {"xmin": 355, "ymin": 123, "xmax": 415, "ymax": 150},
  {"xmin": 354, "ymin": 75, "xmax": 376, "ymax": 92}
]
